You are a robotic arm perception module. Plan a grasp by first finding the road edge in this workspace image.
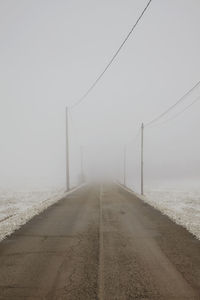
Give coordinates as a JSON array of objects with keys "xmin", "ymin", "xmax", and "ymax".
[
  {"xmin": 116, "ymin": 182, "xmax": 200, "ymax": 241},
  {"xmin": 0, "ymin": 183, "xmax": 87, "ymax": 242}
]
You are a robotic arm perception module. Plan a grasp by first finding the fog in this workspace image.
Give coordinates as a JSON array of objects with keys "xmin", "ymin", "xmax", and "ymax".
[{"xmin": 0, "ymin": 0, "xmax": 200, "ymax": 192}]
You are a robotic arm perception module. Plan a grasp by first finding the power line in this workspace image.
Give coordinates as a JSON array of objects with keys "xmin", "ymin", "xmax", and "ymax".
[
  {"xmin": 147, "ymin": 95, "xmax": 200, "ymax": 128},
  {"xmin": 145, "ymin": 79, "xmax": 200, "ymax": 127},
  {"xmin": 70, "ymin": 0, "xmax": 153, "ymax": 109}
]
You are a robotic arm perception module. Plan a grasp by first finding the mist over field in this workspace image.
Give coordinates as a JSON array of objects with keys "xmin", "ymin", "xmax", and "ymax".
[
  {"xmin": 1, "ymin": 3, "xmax": 200, "ymax": 299},
  {"xmin": 0, "ymin": 0, "xmax": 200, "ymax": 192}
]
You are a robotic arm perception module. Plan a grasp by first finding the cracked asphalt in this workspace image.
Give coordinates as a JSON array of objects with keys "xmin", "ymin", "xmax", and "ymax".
[{"xmin": 0, "ymin": 184, "xmax": 200, "ymax": 299}]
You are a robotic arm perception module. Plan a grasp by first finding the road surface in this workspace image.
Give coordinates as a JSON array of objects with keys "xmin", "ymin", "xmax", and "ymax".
[{"xmin": 0, "ymin": 184, "xmax": 200, "ymax": 299}]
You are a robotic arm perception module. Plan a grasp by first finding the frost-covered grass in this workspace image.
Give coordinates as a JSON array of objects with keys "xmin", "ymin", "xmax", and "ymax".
[
  {"xmin": 122, "ymin": 182, "xmax": 200, "ymax": 240},
  {"xmin": 0, "ymin": 188, "xmax": 66, "ymax": 241},
  {"xmin": 144, "ymin": 189, "xmax": 200, "ymax": 240}
]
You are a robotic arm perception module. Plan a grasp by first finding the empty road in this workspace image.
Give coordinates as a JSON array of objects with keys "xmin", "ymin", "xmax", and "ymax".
[{"xmin": 0, "ymin": 184, "xmax": 200, "ymax": 299}]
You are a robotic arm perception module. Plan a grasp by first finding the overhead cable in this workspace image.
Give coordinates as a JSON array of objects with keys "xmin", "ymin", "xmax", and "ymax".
[
  {"xmin": 145, "ymin": 79, "xmax": 200, "ymax": 127},
  {"xmin": 70, "ymin": 0, "xmax": 152, "ymax": 109},
  {"xmin": 147, "ymin": 95, "xmax": 200, "ymax": 128}
]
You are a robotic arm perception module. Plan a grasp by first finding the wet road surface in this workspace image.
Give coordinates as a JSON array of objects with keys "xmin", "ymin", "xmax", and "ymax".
[{"xmin": 0, "ymin": 184, "xmax": 200, "ymax": 299}]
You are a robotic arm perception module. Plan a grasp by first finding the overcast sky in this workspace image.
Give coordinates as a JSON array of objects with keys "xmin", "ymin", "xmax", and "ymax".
[{"xmin": 0, "ymin": 0, "xmax": 200, "ymax": 191}]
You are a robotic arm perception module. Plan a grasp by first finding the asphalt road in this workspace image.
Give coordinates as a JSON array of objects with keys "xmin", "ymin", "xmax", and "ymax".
[{"xmin": 0, "ymin": 184, "xmax": 200, "ymax": 300}]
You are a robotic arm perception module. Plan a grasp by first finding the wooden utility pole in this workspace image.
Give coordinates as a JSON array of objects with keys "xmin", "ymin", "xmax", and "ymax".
[
  {"xmin": 123, "ymin": 146, "xmax": 127, "ymax": 186},
  {"xmin": 141, "ymin": 123, "xmax": 144, "ymax": 195},
  {"xmin": 66, "ymin": 107, "xmax": 70, "ymax": 191}
]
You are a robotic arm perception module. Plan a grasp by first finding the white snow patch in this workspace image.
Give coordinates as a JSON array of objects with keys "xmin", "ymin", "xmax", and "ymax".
[
  {"xmin": 144, "ymin": 189, "xmax": 200, "ymax": 239},
  {"xmin": 119, "ymin": 183, "xmax": 200, "ymax": 240},
  {"xmin": 0, "ymin": 185, "xmax": 85, "ymax": 241}
]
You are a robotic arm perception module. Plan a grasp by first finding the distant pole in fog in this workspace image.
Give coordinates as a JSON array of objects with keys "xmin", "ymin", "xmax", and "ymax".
[
  {"xmin": 141, "ymin": 123, "xmax": 144, "ymax": 195},
  {"xmin": 123, "ymin": 146, "xmax": 127, "ymax": 186},
  {"xmin": 80, "ymin": 146, "xmax": 84, "ymax": 182},
  {"xmin": 66, "ymin": 107, "xmax": 70, "ymax": 191}
]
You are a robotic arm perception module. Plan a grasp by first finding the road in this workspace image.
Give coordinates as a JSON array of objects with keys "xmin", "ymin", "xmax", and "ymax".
[{"xmin": 0, "ymin": 184, "xmax": 200, "ymax": 300}]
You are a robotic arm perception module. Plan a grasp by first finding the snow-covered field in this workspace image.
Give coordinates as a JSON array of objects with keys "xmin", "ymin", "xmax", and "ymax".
[
  {"xmin": 144, "ymin": 189, "xmax": 200, "ymax": 240},
  {"xmin": 1, "ymin": 184, "xmax": 200, "ymax": 243},
  {"xmin": 0, "ymin": 188, "xmax": 66, "ymax": 241}
]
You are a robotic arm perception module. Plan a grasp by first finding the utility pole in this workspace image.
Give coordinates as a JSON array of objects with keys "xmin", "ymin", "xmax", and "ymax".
[
  {"xmin": 123, "ymin": 146, "xmax": 126, "ymax": 186},
  {"xmin": 80, "ymin": 146, "xmax": 84, "ymax": 183},
  {"xmin": 66, "ymin": 107, "xmax": 70, "ymax": 191},
  {"xmin": 141, "ymin": 123, "xmax": 144, "ymax": 195}
]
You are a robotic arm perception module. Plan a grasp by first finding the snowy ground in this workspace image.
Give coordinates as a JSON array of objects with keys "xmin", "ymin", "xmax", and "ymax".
[
  {"xmin": 1, "ymin": 184, "xmax": 200, "ymax": 243},
  {"xmin": 0, "ymin": 188, "xmax": 67, "ymax": 241},
  {"xmin": 144, "ymin": 189, "xmax": 200, "ymax": 240}
]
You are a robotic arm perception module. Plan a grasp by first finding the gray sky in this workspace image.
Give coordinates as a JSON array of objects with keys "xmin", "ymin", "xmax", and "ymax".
[{"xmin": 0, "ymin": 0, "xmax": 200, "ymax": 191}]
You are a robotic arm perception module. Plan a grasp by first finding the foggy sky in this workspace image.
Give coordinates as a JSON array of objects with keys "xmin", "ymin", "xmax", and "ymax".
[{"xmin": 0, "ymin": 0, "xmax": 200, "ymax": 191}]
